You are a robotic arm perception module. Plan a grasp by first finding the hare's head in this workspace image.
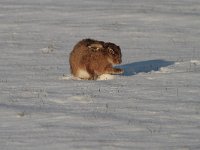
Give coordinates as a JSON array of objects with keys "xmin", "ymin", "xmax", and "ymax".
[{"xmin": 104, "ymin": 42, "xmax": 122, "ymax": 65}]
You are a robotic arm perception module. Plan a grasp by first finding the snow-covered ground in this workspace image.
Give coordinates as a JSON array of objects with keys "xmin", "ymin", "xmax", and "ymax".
[{"xmin": 1, "ymin": 0, "xmax": 200, "ymax": 149}]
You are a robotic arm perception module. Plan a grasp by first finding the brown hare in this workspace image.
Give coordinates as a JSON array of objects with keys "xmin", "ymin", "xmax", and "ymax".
[{"xmin": 69, "ymin": 39, "xmax": 123, "ymax": 80}]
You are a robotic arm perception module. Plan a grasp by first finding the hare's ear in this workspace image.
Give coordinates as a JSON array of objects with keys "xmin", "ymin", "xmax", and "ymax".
[
  {"xmin": 88, "ymin": 43, "xmax": 103, "ymax": 51},
  {"xmin": 108, "ymin": 47, "xmax": 115, "ymax": 54}
]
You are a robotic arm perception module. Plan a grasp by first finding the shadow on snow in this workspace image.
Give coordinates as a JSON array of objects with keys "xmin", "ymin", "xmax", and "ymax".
[{"xmin": 116, "ymin": 59, "xmax": 174, "ymax": 76}]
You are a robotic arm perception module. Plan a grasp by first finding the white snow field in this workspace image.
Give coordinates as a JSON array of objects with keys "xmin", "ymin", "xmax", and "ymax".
[{"xmin": 0, "ymin": 0, "xmax": 200, "ymax": 149}]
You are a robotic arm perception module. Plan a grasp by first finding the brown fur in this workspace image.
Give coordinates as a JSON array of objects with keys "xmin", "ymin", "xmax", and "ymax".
[{"xmin": 69, "ymin": 39, "xmax": 123, "ymax": 80}]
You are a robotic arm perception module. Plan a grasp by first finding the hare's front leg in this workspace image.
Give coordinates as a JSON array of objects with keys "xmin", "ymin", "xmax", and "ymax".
[
  {"xmin": 112, "ymin": 68, "xmax": 124, "ymax": 74},
  {"xmin": 86, "ymin": 67, "xmax": 99, "ymax": 80},
  {"xmin": 105, "ymin": 65, "xmax": 124, "ymax": 75}
]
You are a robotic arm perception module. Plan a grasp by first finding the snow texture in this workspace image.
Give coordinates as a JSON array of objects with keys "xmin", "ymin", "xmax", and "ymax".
[{"xmin": 0, "ymin": 0, "xmax": 200, "ymax": 150}]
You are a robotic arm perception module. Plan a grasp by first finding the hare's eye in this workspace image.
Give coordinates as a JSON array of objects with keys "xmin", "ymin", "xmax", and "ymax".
[{"xmin": 108, "ymin": 47, "xmax": 115, "ymax": 54}]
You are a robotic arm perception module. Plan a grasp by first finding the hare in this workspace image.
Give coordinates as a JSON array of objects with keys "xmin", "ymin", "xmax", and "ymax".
[{"xmin": 69, "ymin": 39, "xmax": 123, "ymax": 80}]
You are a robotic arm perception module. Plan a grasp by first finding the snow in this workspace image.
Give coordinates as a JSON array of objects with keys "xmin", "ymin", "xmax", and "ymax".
[{"xmin": 0, "ymin": 0, "xmax": 200, "ymax": 150}]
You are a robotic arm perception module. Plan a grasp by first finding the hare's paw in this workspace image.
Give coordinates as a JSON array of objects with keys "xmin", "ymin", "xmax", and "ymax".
[{"xmin": 113, "ymin": 68, "xmax": 124, "ymax": 74}]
